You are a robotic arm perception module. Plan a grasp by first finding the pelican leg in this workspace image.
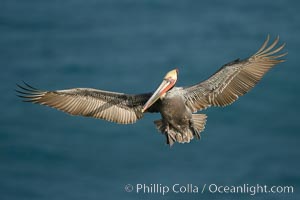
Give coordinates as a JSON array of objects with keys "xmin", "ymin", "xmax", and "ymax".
[{"xmin": 163, "ymin": 123, "xmax": 175, "ymax": 146}]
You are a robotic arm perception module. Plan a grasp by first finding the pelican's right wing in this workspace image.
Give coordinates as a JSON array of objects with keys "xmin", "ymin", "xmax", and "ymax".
[
  {"xmin": 16, "ymin": 83, "xmax": 154, "ymax": 124},
  {"xmin": 182, "ymin": 36, "xmax": 287, "ymax": 112}
]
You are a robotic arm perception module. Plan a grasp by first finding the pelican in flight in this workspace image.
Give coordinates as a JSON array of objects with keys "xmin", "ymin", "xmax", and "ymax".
[{"xmin": 17, "ymin": 36, "xmax": 286, "ymax": 146}]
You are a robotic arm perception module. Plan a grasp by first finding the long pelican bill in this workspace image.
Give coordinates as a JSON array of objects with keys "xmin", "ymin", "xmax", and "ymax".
[
  {"xmin": 142, "ymin": 79, "xmax": 173, "ymax": 113},
  {"xmin": 142, "ymin": 69, "xmax": 178, "ymax": 113}
]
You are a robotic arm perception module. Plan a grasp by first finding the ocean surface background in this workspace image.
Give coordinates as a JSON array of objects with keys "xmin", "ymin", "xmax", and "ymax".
[{"xmin": 1, "ymin": 0, "xmax": 299, "ymax": 199}]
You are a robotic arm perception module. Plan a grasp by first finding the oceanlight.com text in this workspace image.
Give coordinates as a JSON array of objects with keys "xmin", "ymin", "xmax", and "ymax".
[{"xmin": 124, "ymin": 183, "xmax": 294, "ymax": 196}]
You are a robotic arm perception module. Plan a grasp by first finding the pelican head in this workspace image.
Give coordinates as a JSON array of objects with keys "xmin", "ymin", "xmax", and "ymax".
[{"xmin": 142, "ymin": 69, "xmax": 178, "ymax": 112}]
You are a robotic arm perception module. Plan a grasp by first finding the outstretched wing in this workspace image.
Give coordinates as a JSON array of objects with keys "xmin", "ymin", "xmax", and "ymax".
[
  {"xmin": 183, "ymin": 35, "xmax": 287, "ymax": 112},
  {"xmin": 16, "ymin": 82, "xmax": 154, "ymax": 124}
]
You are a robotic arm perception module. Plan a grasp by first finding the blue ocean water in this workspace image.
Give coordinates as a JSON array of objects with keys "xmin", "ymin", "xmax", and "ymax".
[{"xmin": 1, "ymin": 0, "xmax": 299, "ymax": 199}]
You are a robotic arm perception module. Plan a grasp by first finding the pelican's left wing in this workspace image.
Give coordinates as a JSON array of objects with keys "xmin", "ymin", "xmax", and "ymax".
[
  {"xmin": 16, "ymin": 83, "xmax": 154, "ymax": 124},
  {"xmin": 182, "ymin": 36, "xmax": 287, "ymax": 112}
]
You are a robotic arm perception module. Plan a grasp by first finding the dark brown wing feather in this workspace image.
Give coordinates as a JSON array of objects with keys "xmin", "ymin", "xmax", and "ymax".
[
  {"xmin": 16, "ymin": 82, "xmax": 153, "ymax": 124},
  {"xmin": 183, "ymin": 35, "xmax": 287, "ymax": 112}
]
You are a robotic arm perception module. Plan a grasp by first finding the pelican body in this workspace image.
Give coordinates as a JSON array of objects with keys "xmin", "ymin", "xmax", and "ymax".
[
  {"xmin": 140, "ymin": 70, "xmax": 207, "ymax": 145},
  {"xmin": 17, "ymin": 36, "xmax": 286, "ymax": 146},
  {"xmin": 153, "ymin": 88, "xmax": 206, "ymax": 146}
]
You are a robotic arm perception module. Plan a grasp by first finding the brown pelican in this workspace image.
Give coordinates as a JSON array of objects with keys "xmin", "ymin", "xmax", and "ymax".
[{"xmin": 17, "ymin": 36, "xmax": 286, "ymax": 146}]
